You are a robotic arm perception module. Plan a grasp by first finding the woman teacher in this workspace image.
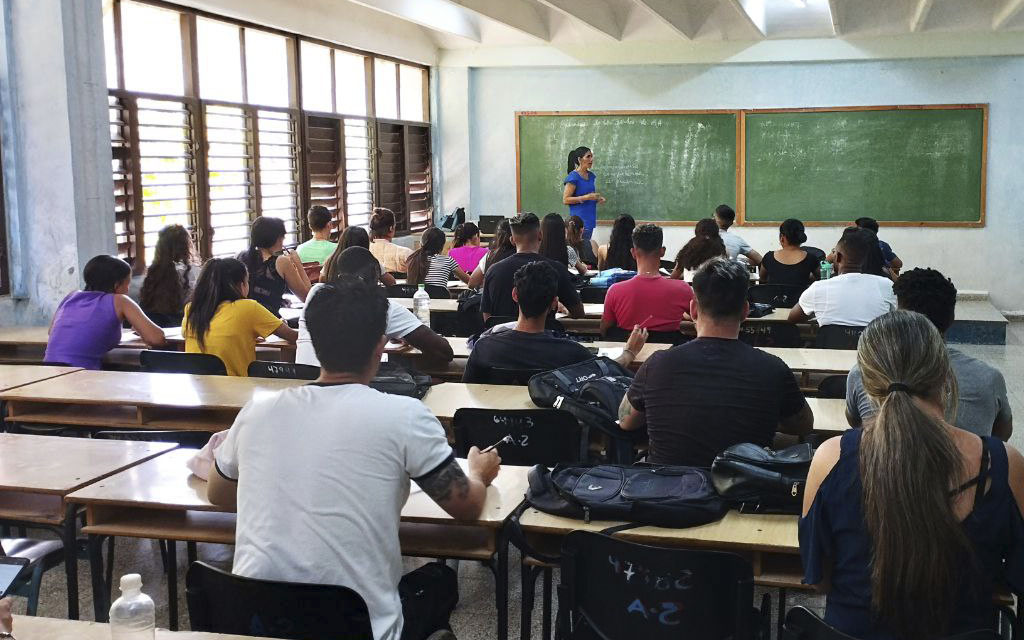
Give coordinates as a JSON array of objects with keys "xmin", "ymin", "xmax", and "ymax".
[{"xmin": 562, "ymin": 146, "xmax": 606, "ymax": 240}]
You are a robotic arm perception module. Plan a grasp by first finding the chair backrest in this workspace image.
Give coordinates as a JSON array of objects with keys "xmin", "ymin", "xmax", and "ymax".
[
  {"xmin": 816, "ymin": 375, "xmax": 848, "ymax": 399},
  {"xmin": 424, "ymin": 284, "xmax": 451, "ymax": 299},
  {"xmin": 302, "ymin": 262, "xmax": 322, "ymax": 283},
  {"xmin": 482, "ymin": 367, "xmax": 546, "ymax": 386},
  {"xmin": 605, "ymin": 326, "xmax": 687, "ymax": 346},
  {"xmin": 385, "ymin": 284, "xmax": 419, "ymax": 298},
  {"xmin": 140, "ymin": 350, "xmax": 227, "ymax": 375},
  {"xmin": 247, "ymin": 361, "xmax": 320, "ymax": 380},
  {"xmin": 186, "ymin": 562, "xmax": 373, "ymax": 640},
  {"xmin": 738, "ymin": 322, "xmax": 803, "ymax": 348},
  {"xmin": 782, "ymin": 606, "xmax": 1002, "ymax": 640},
  {"xmin": 93, "ymin": 429, "xmax": 214, "ymax": 449},
  {"xmin": 748, "ymin": 284, "xmax": 803, "ymax": 308},
  {"xmin": 815, "ymin": 324, "xmax": 864, "ymax": 350},
  {"xmin": 659, "ymin": 259, "xmax": 675, "ymax": 272},
  {"xmin": 580, "ymin": 286, "xmax": 608, "ymax": 303},
  {"xmin": 453, "ymin": 408, "xmax": 582, "ymax": 466},
  {"xmin": 560, "ymin": 531, "xmax": 755, "ymax": 640},
  {"xmin": 483, "ymin": 315, "xmax": 564, "ymax": 333}
]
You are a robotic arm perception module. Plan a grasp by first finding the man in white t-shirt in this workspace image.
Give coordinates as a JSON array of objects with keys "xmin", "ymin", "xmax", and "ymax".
[
  {"xmin": 294, "ymin": 246, "xmax": 453, "ymax": 367},
  {"xmin": 208, "ymin": 276, "xmax": 501, "ymax": 640},
  {"xmin": 714, "ymin": 204, "xmax": 762, "ymax": 266},
  {"xmin": 788, "ymin": 227, "xmax": 896, "ymax": 327}
]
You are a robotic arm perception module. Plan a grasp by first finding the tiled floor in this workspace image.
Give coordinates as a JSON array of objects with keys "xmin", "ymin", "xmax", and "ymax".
[{"xmin": 9, "ymin": 322, "xmax": 1023, "ymax": 638}]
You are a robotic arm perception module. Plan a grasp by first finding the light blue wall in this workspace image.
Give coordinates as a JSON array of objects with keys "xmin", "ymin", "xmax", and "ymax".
[{"xmin": 450, "ymin": 56, "xmax": 1024, "ymax": 311}]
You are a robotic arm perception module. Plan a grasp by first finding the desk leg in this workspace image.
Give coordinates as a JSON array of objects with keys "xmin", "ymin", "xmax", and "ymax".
[
  {"xmin": 166, "ymin": 540, "xmax": 178, "ymax": 631},
  {"xmin": 88, "ymin": 535, "xmax": 108, "ymax": 622},
  {"xmin": 63, "ymin": 504, "xmax": 79, "ymax": 620},
  {"xmin": 496, "ymin": 528, "xmax": 509, "ymax": 640}
]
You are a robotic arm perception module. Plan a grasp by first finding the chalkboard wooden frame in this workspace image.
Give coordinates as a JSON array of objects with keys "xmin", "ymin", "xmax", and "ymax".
[
  {"xmin": 738, "ymin": 104, "xmax": 988, "ymax": 228},
  {"xmin": 515, "ymin": 110, "xmax": 743, "ymax": 226}
]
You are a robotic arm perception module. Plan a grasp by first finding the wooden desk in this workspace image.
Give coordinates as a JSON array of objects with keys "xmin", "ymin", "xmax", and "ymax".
[
  {"xmin": 0, "ymin": 434, "xmax": 175, "ymax": 619},
  {"xmin": 0, "ymin": 364, "xmax": 80, "ymax": 391},
  {"xmin": 67, "ymin": 450, "xmax": 530, "ymax": 638},
  {"xmin": 422, "ymin": 382, "xmax": 539, "ymax": 421},
  {"xmin": 13, "ymin": 615, "xmax": 268, "ymax": 639}
]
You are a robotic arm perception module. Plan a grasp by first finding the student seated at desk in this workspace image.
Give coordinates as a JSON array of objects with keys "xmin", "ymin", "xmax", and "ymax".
[
  {"xmin": 45, "ymin": 255, "xmax": 166, "ymax": 369},
  {"xmin": 846, "ymin": 268, "xmax": 1012, "ymax": 440},
  {"xmin": 789, "ymin": 227, "xmax": 896, "ymax": 327},
  {"xmin": 567, "ymin": 215, "xmax": 599, "ymax": 269},
  {"xmin": 481, "ymin": 213, "xmax": 584, "ymax": 321},
  {"xmin": 328, "ymin": 225, "xmax": 396, "ymax": 287},
  {"xmin": 208, "ymin": 276, "xmax": 501, "ymax": 640},
  {"xmin": 670, "ymin": 218, "xmax": 726, "ymax": 281},
  {"xmin": 405, "ymin": 227, "xmax": 469, "ymax": 288},
  {"xmin": 856, "ymin": 216, "xmax": 902, "ymax": 276},
  {"xmin": 468, "ymin": 219, "xmax": 514, "ymax": 289},
  {"xmin": 183, "ymin": 258, "xmax": 298, "ymax": 376},
  {"xmin": 597, "ymin": 214, "xmax": 637, "ymax": 271},
  {"xmin": 759, "ymin": 218, "xmax": 819, "ymax": 292},
  {"xmin": 466, "ymin": 261, "xmax": 645, "ymax": 383},
  {"xmin": 801, "ymin": 310, "xmax": 1024, "ymax": 640},
  {"xmin": 601, "ymin": 223, "xmax": 692, "ymax": 336},
  {"xmin": 620, "ymin": 258, "xmax": 812, "ymax": 467},
  {"xmin": 237, "ymin": 216, "xmax": 312, "ymax": 317},
  {"xmin": 827, "ymin": 226, "xmax": 893, "ymax": 281},
  {"xmin": 139, "ymin": 224, "xmax": 199, "ymax": 327},
  {"xmin": 540, "ymin": 213, "xmax": 587, "ymax": 276},
  {"xmin": 448, "ymin": 222, "xmax": 487, "ymax": 274},
  {"xmin": 369, "ymin": 208, "xmax": 413, "ymax": 274},
  {"xmin": 296, "ymin": 247, "xmax": 454, "ymax": 366},
  {"xmin": 714, "ymin": 204, "xmax": 761, "ymax": 266},
  {"xmin": 295, "ymin": 205, "xmax": 337, "ymax": 265}
]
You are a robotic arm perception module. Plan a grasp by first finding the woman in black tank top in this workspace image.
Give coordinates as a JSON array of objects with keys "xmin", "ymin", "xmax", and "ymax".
[{"xmin": 237, "ymin": 216, "xmax": 312, "ymax": 316}]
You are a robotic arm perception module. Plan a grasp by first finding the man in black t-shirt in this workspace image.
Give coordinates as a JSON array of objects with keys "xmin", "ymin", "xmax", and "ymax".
[
  {"xmin": 621, "ymin": 258, "xmax": 813, "ymax": 467},
  {"xmin": 466, "ymin": 261, "xmax": 643, "ymax": 384},
  {"xmin": 480, "ymin": 213, "xmax": 584, "ymax": 321}
]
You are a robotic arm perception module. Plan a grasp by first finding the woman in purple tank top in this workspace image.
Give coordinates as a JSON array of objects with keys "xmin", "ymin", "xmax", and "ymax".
[{"xmin": 45, "ymin": 255, "xmax": 167, "ymax": 369}]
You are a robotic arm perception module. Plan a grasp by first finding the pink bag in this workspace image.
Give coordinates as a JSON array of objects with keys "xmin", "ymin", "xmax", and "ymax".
[{"xmin": 186, "ymin": 431, "xmax": 229, "ymax": 481}]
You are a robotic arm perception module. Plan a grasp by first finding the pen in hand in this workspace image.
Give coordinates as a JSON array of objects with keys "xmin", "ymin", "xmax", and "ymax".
[{"xmin": 481, "ymin": 435, "xmax": 514, "ymax": 453}]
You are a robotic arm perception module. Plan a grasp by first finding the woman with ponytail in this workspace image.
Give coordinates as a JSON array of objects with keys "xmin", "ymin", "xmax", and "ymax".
[
  {"xmin": 759, "ymin": 217, "xmax": 819, "ymax": 291},
  {"xmin": 183, "ymin": 257, "xmax": 297, "ymax": 376},
  {"xmin": 405, "ymin": 227, "xmax": 469, "ymax": 288},
  {"xmin": 562, "ymin": 146, "xmax": 605, "ymax": 240},
  {"xmin": 237, "ymin": 216, "xmax": 311, "ymax": 316},
  {"xmin": 801, "ymin": 309, "xmax": 1024, "ymax": 639}
]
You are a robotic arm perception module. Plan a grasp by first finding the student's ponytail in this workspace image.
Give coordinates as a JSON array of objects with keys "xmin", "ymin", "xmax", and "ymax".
[
  {"xmin": 406, "ymin": 227, "xmax": 446, "ymax": 285},
  {"xmin": 856, "ymin": 310, "xmax": 973, "ymax": 640}
]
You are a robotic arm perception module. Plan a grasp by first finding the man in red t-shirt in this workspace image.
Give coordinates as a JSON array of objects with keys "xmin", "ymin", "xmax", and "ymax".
[{"xmin": 600, "ymin": 224, "xmax": 694, "ymax": 337}]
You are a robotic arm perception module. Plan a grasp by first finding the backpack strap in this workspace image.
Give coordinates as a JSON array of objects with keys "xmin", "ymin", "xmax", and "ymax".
[
  {"xmin": 600, "ymin": 523, "xmax": 642, "ymax": 535},
  {"xmin": 505, "ymin": 501, "xmax": 562, "ymax": 565}
]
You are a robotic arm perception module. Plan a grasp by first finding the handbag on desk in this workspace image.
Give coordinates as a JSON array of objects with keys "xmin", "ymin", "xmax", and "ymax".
[{"xmin": 711, "ymin": 442, "xmax": 814, "ymax": 515}]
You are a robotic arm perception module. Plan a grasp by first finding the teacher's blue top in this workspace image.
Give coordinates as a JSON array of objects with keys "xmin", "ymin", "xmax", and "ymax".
[{"xmin": 564, "ymin": 170, "xmax": 597, "ymax": 231}]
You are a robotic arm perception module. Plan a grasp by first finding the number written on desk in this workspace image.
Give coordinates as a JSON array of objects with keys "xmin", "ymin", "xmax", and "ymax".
[{"xmin": 608, "ymin": 555, "xmax": 694, "ymax": 627}]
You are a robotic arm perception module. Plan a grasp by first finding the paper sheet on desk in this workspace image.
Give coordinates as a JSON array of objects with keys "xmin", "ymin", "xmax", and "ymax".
[{"xmin": 409, "ymin": 458, "xmax": 470, "ymax": 495}]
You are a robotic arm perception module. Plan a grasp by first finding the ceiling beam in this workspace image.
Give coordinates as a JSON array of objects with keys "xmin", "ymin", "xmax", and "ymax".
[
  {"xmin": 909, "ymin": 0, "xmax": 934, "ymax": 32},
  {"xmin": 535, "ymin": 0, "xmax": 623, "ymax": 40},
  {"xmin": 444, "ymin": 0, "xmax": 550, "ymax": 41},
  {"xmin": 826, "ymin": 0, "xmax": 842, "ymax": 35},
  {"xmin": 346, "ymin": 0, "xmax": 482, "ymax": 41},
  {"xmin": 993, "ymin": 0, "xmax": 1024, "ymax": 29},
  {"xmin": 633, "ymin": 0, "xmax": 694, "ymax": 39},
  {"xmin": 727, "ymin": 0, "xmax": 767, "ymax": 38}
]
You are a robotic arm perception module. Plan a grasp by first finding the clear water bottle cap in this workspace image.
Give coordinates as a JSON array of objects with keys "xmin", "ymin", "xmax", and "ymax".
[
  {"xmin": 418, "ymin": 284, "xmax": 425, "ymax": 289},
  {"xmin": 120, "ymin": 573, "xmax": 142, "ymax": 591}
]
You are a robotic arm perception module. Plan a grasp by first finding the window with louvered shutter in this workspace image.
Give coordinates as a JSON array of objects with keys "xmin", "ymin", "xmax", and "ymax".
[
  {"xmin": 256, "ymin": 109, "xmax": 300, "ymax": 245},
  {"xmin": 304, "ymin": 115, "xmax": 342, "ymax": 236},
  {"xmin": 205, "ymin": 105, "xmax": 255, "ymax": 257},
  {"xmin": 110, "ymin": 95, "xmax": 138, "ymax": 268},
  {"xmin": 405, "ymin": 124, "xmax": 431, "ymax": 233},
  {"xmin": 375, "ymin": 122, "xmax": 406, "ymax": 233},
  {"xmin": 344, "ymin": 118, "xmax": 374, "ymax": 229}
]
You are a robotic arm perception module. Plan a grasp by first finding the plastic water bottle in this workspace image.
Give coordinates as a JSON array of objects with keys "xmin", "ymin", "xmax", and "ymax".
[
  {"xmin": 413, "ymin": 284, "xmax": 431, "ymax": 325},
  {"xmin": 109, "ymin": 574, "xmax": 155, "ymax": 640},
  {"xmin": 820, "ymin": 261, "xmax": 832, "ymax": 280}
]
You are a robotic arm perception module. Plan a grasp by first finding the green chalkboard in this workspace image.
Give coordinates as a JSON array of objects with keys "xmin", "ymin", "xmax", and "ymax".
[
  {"xmin": 516, "ymin": 112, "xmax": 738, "ymax": 223},
  {"xmin": 743, "ymin": 107, "xmax": 986, "ymax": 225}
]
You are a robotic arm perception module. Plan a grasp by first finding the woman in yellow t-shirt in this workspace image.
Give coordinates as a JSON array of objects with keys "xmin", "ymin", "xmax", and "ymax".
[{"xmin": 183, "ymin": 258, "xmax": 298, "ymax": 376}]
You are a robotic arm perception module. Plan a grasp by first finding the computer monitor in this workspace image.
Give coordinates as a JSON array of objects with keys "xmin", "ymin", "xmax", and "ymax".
[{"xmin": 477, "ymin": 215, "xmax": 505, "ymax": 235}]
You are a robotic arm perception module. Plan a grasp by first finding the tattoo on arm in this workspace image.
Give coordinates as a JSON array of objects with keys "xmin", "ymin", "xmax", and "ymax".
[{"xmin": 415, "ymin": 459, "xmax": 470, "ymax": 505}]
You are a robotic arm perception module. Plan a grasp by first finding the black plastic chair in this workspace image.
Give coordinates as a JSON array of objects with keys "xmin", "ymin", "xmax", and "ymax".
[
  {"xmin": 816, "ymin": 375, "xmax": 848, "ymax": 399},
  {"xmin": 660, "ymin": 259, "xmax": 675, "ymax": 271},
  {"xmin": 815, "ymin": 325, "xmax": 864, "ymax": 350},
  {"xmin": 424, "ymin": 284, "xmax": 451, "ymax": 299},
  {"xmin": 186, "ymin": 561, "xmax": 373, "ymax": 639},
  {"xmin": 580, "ymin": 287, "xmax": 607, "ymax": 303},
  {"xmin": 558, "ymin": 531, "xmax": 770, "ymax": 640},
  {"xmin": 484, "ymin": 367, "xmax": 546, "ymax": 386},
  {"xmin": 453, "ymin": 408, "xmax": 583, "ymax": 466},
  {"xmin": 2, "ymin": 538, "xmax": 64, "ymax": 615},
  {"xmin": 803, "ymin": 246, "xmax": 827, "ymax": 264},
  {"xmin": 247, "ymin": 361, "xmax": 320, "ymax": 380},
  {"xmin": 605, "ymin": 326, "xmax": 687, "ymax": 346},
  {"xmin": 483, "ymin": 315, "xmax": 565, "ymax": 333},
  {"xmin": 385, "ymin": 284, "xmax": 419, "ymax": 298},
  {"xmin": 748, "ymin": 284, "xmax": 803, "ymax": 309},
  {"xmin": 140, "ymin": 350, "xmax": 227, "ymax": 375},
  {"xmin": 782, "ymin": 605, "xmax": 1007, "ymax": 640},
  {"xmin": 739, "ymin": 322, "xmax": 803, "ymax": 348}
]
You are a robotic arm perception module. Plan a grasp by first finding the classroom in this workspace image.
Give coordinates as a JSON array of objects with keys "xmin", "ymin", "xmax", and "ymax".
[{"xmin": 0, "ymin": 1, "xmax": 1022, "ymax": 639}]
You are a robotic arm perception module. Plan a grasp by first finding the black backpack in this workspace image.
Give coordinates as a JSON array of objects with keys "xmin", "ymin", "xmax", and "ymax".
[
  {"xmin": 370, "ymin": 362, "xmax": 434, "ymax": 399},
  {"xmin": 526, "ymin": 463, "xmax": 728, "ymax": 529},
  {"xmin": 456, "ymin": 289, "xmax": 484, "ymax": 337},
  {"xmin": 527, "ymin": 357, "xmax": 639, "ymax": 463},
  {"xmin": 710, "ymin": 443, "xmax": 813, "ymax": 514}
]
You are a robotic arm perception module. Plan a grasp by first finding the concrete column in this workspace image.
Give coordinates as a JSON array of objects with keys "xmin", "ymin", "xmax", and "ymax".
[
  {"xmin": 436, "ymin": 66, "xmax": 471, "ymax": 217},
  {"xmin": 0, "ymin": 0, "xmax": 114, "ymax": 325}
]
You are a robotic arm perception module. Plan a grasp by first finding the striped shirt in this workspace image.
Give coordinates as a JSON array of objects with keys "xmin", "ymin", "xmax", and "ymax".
[{"xmin": 423, "ymin": 254, "xmax": 459, "ymax": 287}]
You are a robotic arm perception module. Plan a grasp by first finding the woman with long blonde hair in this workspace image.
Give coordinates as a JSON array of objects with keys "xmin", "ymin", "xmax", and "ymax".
[{"xmin": 801, "ymin": 310, "xmax": 1024, "ymax": 639}]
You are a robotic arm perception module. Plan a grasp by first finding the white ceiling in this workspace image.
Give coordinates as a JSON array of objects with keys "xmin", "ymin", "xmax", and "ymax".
[{"xmin": 344, "ymin": 0, "xmax": 1024, "ymax": 49}]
